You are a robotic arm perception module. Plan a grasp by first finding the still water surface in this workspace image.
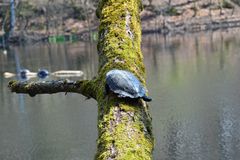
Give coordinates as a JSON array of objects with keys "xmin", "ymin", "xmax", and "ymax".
[{"xmin": 1, "ymin": 31, "xmax": 240, "ymax": 160}]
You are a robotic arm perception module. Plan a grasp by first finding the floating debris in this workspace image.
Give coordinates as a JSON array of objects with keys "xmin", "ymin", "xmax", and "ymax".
[{"xmin": 52, "ymin": 70, "xmax": 84, "ymax": 77}]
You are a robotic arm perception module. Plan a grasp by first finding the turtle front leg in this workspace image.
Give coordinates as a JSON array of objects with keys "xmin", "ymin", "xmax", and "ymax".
[{"xmin": 104, "ymin": 84, "xmax": 110, "ymax": 96}]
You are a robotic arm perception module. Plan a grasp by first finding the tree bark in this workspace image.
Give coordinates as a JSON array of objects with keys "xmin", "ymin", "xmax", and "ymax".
[
  {"xmin": 8, "ymin": 80, "xmax": 96, "ymax": 98},
  {"xmin": 95, "ymin": 0, "xmax": 153, "ymax": 159},
  {"xmin": 8, "ymin": 0, "xmax": 154, "ymax": 159}
]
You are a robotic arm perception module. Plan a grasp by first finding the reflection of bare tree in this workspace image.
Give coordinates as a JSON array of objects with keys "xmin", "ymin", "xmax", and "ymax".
[
  {"xmin": 147, "ymin": 36, "xmax": 159, "ymax": 72},
  {"xmin": 210, "ymin": 32, "xmax": 215, "ymax": 53},
  {"xmin": 195, "ymin": 36, "xmax": 201, "ymax": 72},
  {"xmin": 63, "ymin": 43, "xmax": 70, "ymax": 69},
  {"xmin": 163, "ymin": 33, "xmax": 167, "ymax": 50},
  {"xmin": 219, "ymin": 34, "xmax": 225, "ymax": 70},
  {"xmin": 88, "ymin": 41, "xmax": 97, "ymax": 78},
  {"xmin": 169, "ymin": 40, "xmax": 180, "ymax": 81},
  {"xmin": 46, "ymin": 43, "xmax": 54, "ymax": 72}
]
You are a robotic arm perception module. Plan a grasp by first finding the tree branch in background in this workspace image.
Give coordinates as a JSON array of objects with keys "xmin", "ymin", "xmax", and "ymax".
[{"xmin": 8, "ymin": 79, "xmax": 96, "ymax": 99}]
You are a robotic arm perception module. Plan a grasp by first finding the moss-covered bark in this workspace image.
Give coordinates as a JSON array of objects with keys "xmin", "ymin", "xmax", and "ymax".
[
  {"xmin": 95, "ymin": 0, "xmax": 154, "ymax": 159},
  {"xmin": 8, "ymin": 80, "xmax": 96, "ymax": 98}
]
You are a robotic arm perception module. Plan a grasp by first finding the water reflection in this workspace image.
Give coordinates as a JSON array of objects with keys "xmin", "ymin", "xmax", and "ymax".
[
  {"xmin": 0, "ymin": 42, "xmax": 98, "ymax": 160},
  {"xmin": 1, "ymin": 30, "xmax": 240, "ymax": 159},
  {"xmin": 143, "ymin": 30, "xmax": 240, "ymax": 160}
]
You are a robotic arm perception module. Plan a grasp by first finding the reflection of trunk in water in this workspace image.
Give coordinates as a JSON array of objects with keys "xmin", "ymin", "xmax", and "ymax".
[
  {"xmin": 80, "ymin": 42, "xmax": 96, "ymax": 79},
  {"xmin": 169, "ymin": 42, "xmax": 179, "ymax": 82},
  {"xmin": 13, "ymin": 48, "xmax": 26, "ymax": 112},
  {"xmin": 210, "ymin": 32, "xmax": 215, "ymax": 53},
  {"xmin": 46, "ymin": 43, "xmax": 53, "ymax": 72},
  {"xmin": 163, "ymin": 36, "xmax": 179, "ymax": 82},
  {"xmin": 63, "ymin": 43, "xmax": 70, "ymax": 69},
  {"xmin": 84, "ymin": 42, "xmax": 90, "ymax": 79},
  {"xmin": 152, "ymin": 36, "xmax": 159, "ymax": 72},
  {"xmin": 195, "ymin": 36, "xmax": 201, "ymax": 73},
  {"xmin": 147, "ymin": 37, "xmax": 157, "ymax": 72},
  {"xmin": 219, "ymin": 34, "xmax": 225, "ymax": 70},
  {"xmin": 57, "ymin": 44, "xmax": 67, "ymax": 69},
  {"xmin": 88, "ymin": 42, "xmax": 96, "ymax": 79},
  {"xmin": 61, "ymin": 43, "xmax": 69, "ymax": 69},
  {"xmin": 13, "ymin": 47, "xmax": 34, "ymax": 154}
]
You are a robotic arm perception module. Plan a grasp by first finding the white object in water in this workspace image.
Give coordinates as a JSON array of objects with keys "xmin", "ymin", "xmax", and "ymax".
[
  {"xmin": 25, "ymin": 72, "xmax": 37, "ymax": 76},
  {"xmin": 4, "ymin": 72, "xmax": 15, "ymax": 78},
  {"xmin": 52, "ymin": 70, "xmax": 84, "ymax": 77},
  {"xmin": 3, "ymin": 50, "xmax": 7, "ymax": 55}
]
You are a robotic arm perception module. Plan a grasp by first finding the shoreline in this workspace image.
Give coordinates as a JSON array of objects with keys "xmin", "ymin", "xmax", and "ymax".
[
  {"xmin": 2, "ymin": 0, "xmax": 240, "ymax": 46},
  {"xmin": 4, "ymin": 17, "xmax": 240, "ymax": 46}
]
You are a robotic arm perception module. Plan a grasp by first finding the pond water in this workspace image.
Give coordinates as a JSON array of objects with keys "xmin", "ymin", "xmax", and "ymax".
[{"xmin": 1, "ymin": 30, "xmax": 240, "ymax": 160}]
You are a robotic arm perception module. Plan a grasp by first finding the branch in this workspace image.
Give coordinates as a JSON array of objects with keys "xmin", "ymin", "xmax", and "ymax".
[{"xmin": 8, "ymin": 79, "xmax": 96, "ymax": 99}]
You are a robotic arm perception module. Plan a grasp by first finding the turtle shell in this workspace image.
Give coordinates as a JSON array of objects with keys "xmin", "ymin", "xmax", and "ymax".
[
  {"xmin": 37, "ymin": 69, "xmax": 49, "ymax": 79},
  {"xmin": 106, "ymin": 69, "xmax": 151, "ymax": 101},
  {"xmin": 19, "ymin": 69, "xmax": 30, "ymax": 79}
]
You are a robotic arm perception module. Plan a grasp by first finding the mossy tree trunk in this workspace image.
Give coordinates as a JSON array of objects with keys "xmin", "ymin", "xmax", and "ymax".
[
  {"xmin": 8, "ymin": 0, "xmax": 154, "ymax": 159},
  {"xmin": 95, "ymin": 0, "xmax": 153, "ymax": 159}
]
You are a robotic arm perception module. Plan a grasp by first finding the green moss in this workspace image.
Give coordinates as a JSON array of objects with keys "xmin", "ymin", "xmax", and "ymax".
[
  {"xmin": 96, "ymin": 100, "xmax": 153, "ymax": 159},
  {"xmin": 95, "ymin": 0, "xmax": 153, "ymax": 159},
  {"xmin": 8, "ymin": 80, "xmax": 19, "ymax": 92},
  {"xmin": 75, "ymin": 80, "xmax": 97, "ymax": 99},
  {"xmin": 8, "ymin": 80, "xmax": 18, "ymax": 87},
  {"xmin": 97, "ymin": 0, "xmax": 145, "ymax": 81}
]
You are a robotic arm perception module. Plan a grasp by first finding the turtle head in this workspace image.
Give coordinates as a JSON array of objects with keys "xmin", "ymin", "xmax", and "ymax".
[{"xmin": 142, "ymin": 95, "xmax": 152, "ymax": 102}]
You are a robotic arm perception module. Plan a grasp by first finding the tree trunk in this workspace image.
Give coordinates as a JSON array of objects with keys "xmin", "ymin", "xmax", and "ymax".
[
  {"xmin": 8, "ymin": 0, "xmax": 154, "ymax": 159},
  {"xmin": 95, "ymin": 0, "xmax": 153, "ymax": 159}
]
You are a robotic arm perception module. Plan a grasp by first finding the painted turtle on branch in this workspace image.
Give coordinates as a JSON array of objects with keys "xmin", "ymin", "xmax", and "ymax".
[
  {"xmin": 106, "ymin": 69, "xmax": 152, "ymax": 102},
  {"xmin": 37, "ymin": 69, "xmax": 49, "ymax": 79},
  {"xmin": 19, "ymin": 69, "xmax": 30, "ymax": 79}
]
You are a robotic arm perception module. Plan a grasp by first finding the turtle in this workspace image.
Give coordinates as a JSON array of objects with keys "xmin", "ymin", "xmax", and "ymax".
[
  {"xmin": 105, "ymin": 69, "xmax": 152, "ymax": 102},
  {"xmin": 19, "ymin": 69, "xmax": 30, "ymax": 79},
  {"xmin": 37, "ymin": 69, "xmax": 49, "ymax": 79}
]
